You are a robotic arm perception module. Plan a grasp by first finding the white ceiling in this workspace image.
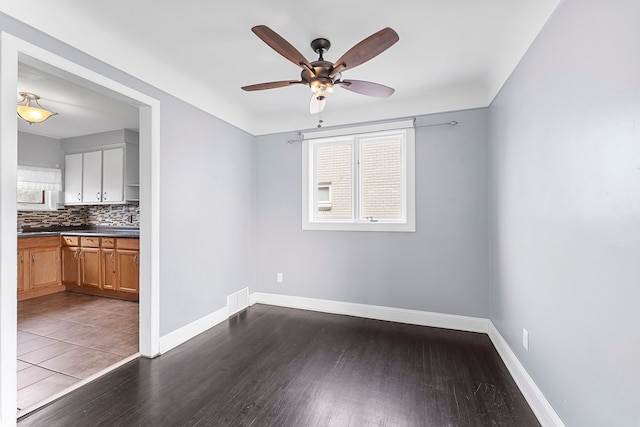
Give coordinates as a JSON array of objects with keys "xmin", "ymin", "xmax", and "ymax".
[
  {"xmin": 3, "ymin": 0, "xmax": 561, "ymax": 136},
  {"xmin": 17, "ymin": 61, "xmax": 139, "ymax": 139}
]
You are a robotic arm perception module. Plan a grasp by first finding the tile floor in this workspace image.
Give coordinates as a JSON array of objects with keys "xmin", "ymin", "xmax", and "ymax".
[{"xmin": 17, "ymin": 292, "xmax": 138, "ymax": 411}]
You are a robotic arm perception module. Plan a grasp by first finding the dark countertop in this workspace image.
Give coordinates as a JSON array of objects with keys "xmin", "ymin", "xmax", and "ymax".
[{"xmin": 18, "ymin": 226, "xmax": 140, "ymax": 238}]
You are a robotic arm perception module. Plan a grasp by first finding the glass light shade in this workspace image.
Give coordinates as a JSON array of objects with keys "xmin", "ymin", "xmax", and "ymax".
[
  {"xmin": 310, "ymin": 80, "xmax": 334, "ymax": 98},
  {"xmin": 17, "ymin": 92, "xmax": 57, "ymax": 124}
]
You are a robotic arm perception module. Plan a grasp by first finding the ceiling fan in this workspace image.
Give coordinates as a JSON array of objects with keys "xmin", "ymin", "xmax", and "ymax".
[{"xmin": 241, "ymin": 25, "xmax": 399, "ymax": 113}]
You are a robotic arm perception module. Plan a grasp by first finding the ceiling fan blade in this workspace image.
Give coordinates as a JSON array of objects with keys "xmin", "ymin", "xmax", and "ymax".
[
  {"xmin": 252, "ymin": 25, "xmax": 313, "ymax": 70},
  {"xmin": 330, "ymin": 28, "xmax": 399, "ymax": 77},
  {"xmin": 310, "ymin": 96, "xmax": 326, "ymax": 114},
  {"xmin": 338, "ymin": 80, "xmax": 395, "ymax": 97},
  {"xmin": 241, "ymin": 80, "xmax": 303, "ymax": 91}
]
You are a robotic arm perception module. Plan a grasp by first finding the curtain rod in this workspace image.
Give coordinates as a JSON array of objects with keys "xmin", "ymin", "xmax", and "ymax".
[
  {"xmin": 416, "ymin": 120, "xmax": 458, "ymax": 128},
  {"xmin": 287, "ymin": 119, "xmax": 459, "ymax": 143}
]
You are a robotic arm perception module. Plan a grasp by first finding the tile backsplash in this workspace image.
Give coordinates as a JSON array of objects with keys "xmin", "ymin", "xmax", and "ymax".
[{"xmin": 18, "ymin": 204, "xmax": 140, "ymax": 229}]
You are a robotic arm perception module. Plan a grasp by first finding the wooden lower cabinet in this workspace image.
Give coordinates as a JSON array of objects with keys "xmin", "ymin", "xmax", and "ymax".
[
  {"xmin": 19, "ymin": 234, "xmax": 139, "ymax": 301},
  {"xmin": 17, "ymin": 236, "xmax": 63, "ymax": 301},
  {"xmin": 17, "ymin": 249, "xmax": 29, "ymax": 294},
  {"xmin": 61, "ymin": 246, "xmax": 81, "ymax": 286},
  {"xmin": 80, "ymin": 247, "xmax": 101, "ymax": 289},
  {"xmin": 101, "ymin": 249, "xmax": 116, "ymax": 290},
  {"xmin": 115, "ymin": 249, "xmax": 139, "ymax": 293},
  {"xmin": 60, "ymin": 235, "xmax": 139, "ymax": 301}
]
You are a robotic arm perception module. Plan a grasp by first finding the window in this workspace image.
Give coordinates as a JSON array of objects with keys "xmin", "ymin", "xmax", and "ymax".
[
  {"xmin": 17, "ymin": 189, "xmax": 60, "ymax": 211},
  {"xmin": 17, "ymin": 189, "xmax": 45, "ymax": 204},
  {"xmin": 17, "ymin": 165, "xmax": 62, "ymax": 211},
  {"xmin": 302, "ymin": 120, "xmax": 415, "ymax": 231}
]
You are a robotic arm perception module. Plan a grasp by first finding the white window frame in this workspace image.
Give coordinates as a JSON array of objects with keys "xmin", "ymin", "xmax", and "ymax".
[
  {"xmin": 302, "ymin": 120, "xmax": 415, "ymax": 232},
  {"xmin": 17, "ymin": 189, "xmax": 60, "ymax": 211}
]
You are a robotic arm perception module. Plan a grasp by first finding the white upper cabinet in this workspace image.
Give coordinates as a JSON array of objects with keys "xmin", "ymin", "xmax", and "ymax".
[
  {"xmin": 64, "ymin": 153, "xmax": 83, "ymax": 204},
  {"xmin": 101, "ymin": 148, "xmax": 124, "ymax": 203},
  {"xmin": 82, "ymin": 150, "xmax": 104, "ymax": 203},
  {"xmin": 63, "ymin": 130, "xmax": 138, "ymax": 206}
]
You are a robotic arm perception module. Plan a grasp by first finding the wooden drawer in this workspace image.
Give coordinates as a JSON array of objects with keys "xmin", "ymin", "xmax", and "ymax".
[
  {"xmin": 81, "ymin": 236, "xmax": 101, "ymax": 248},
  {"xmin": 61, "ymin": 235, "xmax": 79, "ymax": 246},
  {"xmin": 18, "ymin": 236, "xmax": 60, "ymax": 250},
  {"xmin": 101, "ymin": 237, "xmax": 116, "ymax": 248},
  {"xmin": 116, "ymin": 238, "xmax": 139, "ymax": 250}
]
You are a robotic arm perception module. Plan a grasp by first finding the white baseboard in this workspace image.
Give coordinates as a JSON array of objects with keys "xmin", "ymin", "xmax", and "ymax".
[
  {"xmin": 250, "ymin": 292, "xmax": 489, "ymax": 333},
  {"xmin": 159, "ymin": 305, "xmax": 228, "ymax": 354},
  {"xmin": 488, "ymin": 322, "xmax": 566, "ymax": 427}
]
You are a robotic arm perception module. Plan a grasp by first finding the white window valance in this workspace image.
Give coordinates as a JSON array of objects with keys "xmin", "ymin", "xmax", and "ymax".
[{"xmin": 17, "ymin": 165, "xmax": 62, "ymax": 191}]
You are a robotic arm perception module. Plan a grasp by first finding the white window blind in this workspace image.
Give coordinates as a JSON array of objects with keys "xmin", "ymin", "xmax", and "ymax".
[{"xmin": 17, "ymin": 165, "xmax": 62, "ymax": 192}]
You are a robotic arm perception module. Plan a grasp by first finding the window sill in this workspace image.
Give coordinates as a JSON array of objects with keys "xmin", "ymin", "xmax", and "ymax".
[{"xmin": 302, "ymin": 220, "xmax": 415, "ymax": 232}]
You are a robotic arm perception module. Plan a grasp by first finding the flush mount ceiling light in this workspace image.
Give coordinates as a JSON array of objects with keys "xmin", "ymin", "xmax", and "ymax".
[{"xmin": 17, "ymin": 92, "xmax": 58, "ymax": 124}]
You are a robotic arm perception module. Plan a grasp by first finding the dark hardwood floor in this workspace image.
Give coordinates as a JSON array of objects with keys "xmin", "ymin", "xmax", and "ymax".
[{"xmin": 18, "ymin": 304, "xmax": 540, "ymax": 426}]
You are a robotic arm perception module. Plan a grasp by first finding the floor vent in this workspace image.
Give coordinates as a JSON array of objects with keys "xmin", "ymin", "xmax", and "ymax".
[{"xmin": 227, "ymin": 287, "xmax": 249, "ymax": 317}]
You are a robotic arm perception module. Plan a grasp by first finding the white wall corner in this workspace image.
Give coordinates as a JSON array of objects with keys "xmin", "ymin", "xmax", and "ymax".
[
  {"xmin": 488, "ymin": 322, "xmax": 566, "ymax": 427},
  {"xmin": 249, "ymin": 292, "xmax": 489, "ymax": 333}
]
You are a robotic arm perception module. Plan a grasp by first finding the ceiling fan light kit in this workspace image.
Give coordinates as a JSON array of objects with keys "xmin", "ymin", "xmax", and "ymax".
[
  {"xmin": 241, "ymin": 25, "xmax": 398, "ymax": 114},
  {"xmin": 17, "ymin": 92, "xmax": 58, "ymax": 124}
]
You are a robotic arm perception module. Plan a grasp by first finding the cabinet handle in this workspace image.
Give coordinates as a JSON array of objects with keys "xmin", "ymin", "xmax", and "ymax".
[
  {"xmin": 77, "ymin": 192, "xmax": 81, "ymax": 201},
  {"xmin": 134, "ymin": 254, "xmax": 138, "ymax": 266},
  {"xmin": 110, "ymin": 253, "xmax": 114, "ymax": 262},
  {"xmin": 31, "ymin": 253, "xmax": 35, "ymax": 263},
  {"xmin": 103, "ymin": 192, "xmax": 108, "ymax": 201},
  {"xmin": 20, "ymin": 254, "xmax": 24, "ymax": 263},
  {"xmin": 96, "ymin": 192, "xmax": 101, "ymax": 200},
  {"xmin": 73, "ymin": 250, "xmax": 78, "ymax": 260}
]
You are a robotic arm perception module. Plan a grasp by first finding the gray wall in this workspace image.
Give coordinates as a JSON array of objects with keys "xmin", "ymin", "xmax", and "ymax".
[
  {"xmin": 2, "ymin": 13, "xmax": 256, "ymax": 336},
  {"xmin": 488, "ymin": 0, "xmax": 640, "ymax": 425},
  {"xmin": 18, "ymin": 131, "xmax": 62, "ymax": 167},
  {"xmin": 158, "ymin": 96, "xmax": 255, "ymax": 334},
  {"xmin": 255, "ymin": 109, "xmax": 490, "ymax": 318}
]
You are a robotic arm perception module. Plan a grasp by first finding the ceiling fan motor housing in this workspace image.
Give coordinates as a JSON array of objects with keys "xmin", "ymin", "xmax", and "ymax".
[{"xmin": 302, "ymin": 60, "xmax": 338, "ymax": 98}]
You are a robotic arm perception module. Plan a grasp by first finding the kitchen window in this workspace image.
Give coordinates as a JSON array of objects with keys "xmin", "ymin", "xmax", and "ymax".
[
  {"xmin": 17, "ymin": 165, "xmax": 62, "ymax": 211},
  {"xmin": 302, "ymin": 120, "xmax": 415, "ymax": 232}
]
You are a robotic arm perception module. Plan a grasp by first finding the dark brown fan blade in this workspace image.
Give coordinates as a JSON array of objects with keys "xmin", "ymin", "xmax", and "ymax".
[
  {"xmin": 241, "ymin": 80, "xmax": 303, "ymax": 91},
  {"xmin": 330, "ymin": 28, "xmax": 399, "ymax": 77},
  {"xmin": 337, "ymin": 80, "xmax": 395, "ymax": 97},
  {"xmin": 252, "ymin": 25, "xmax": 313, "ymax": 70}
]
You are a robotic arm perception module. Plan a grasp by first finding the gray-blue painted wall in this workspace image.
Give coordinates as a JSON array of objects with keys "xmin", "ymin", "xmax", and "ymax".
[
  {"xmin": 255, "ymin": 109, "xmax": 491, "ymax": 318},
  {"xmin": 488, "ymin": 0, "xmax": 640, "ymax": 425}
]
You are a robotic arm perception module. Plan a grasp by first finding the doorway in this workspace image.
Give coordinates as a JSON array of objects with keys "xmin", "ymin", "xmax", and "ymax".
[{"xmin": 0, "ymin": 33, "xmax": 160, "ymax": 423}]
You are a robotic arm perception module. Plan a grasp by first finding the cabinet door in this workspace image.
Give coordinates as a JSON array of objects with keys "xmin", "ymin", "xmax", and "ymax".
[
  {"xmin": 80, "ymin": 247, "xmax": 101, "ymax": 288},
  {"xmin": 116, "ymin": 249, "xmax": 139, "ymax": 293},
  {"xmin": 101, "ymin": 249, "xmax": 117, "ymax": 290},
  {"xmin": 82, "ymin": 151, "xmax": 103, "ymax": 203},
  {"xmin": 64, "ymin": 153, "xmax": 83, "ymax": 204},
  {"xmin": 61, "ymin": 247, "xmax": 81, "ymax": 286},
  {"xmin": 30, "ymin": 247, "xmax": 61, "ymax": 289},
  {"xmin": 17, "ymin": 249, "xmax": 29, "ymax": 293},
  {"xmin": 102, "ymin": 148, "xmax": 124, "ymax": 203}
]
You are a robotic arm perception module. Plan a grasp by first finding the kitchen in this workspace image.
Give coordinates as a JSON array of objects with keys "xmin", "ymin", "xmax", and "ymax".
[{"xmin": 16, "ymin": 61, "xmax": 141, "ymax": 413}]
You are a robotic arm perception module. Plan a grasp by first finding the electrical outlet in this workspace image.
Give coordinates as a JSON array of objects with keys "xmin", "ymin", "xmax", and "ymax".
[
  {"xmin": 276, "ymin": 273, "xmax": 283, "ymax": 283},
  {"xmin": 522, "ymin": 328, "xmax": 529, "ymax": 351}
]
